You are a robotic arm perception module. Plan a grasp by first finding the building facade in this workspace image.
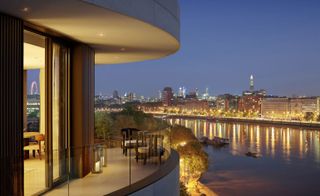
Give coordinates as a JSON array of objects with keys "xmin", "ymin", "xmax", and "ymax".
[
  {"xmin": 0, "ymin": 1, "xmax": 180, "ymax": 195},
  {"xmin": 261, "ymin": 97, "xmax": 320, "ymax": 119},
  {"xmin": 261, "ymin": 98, "xmax": 290, "ymax": 118},
  {"xmin": 162, "ymin": 87, "xmax": 174, "ymax": 106}
]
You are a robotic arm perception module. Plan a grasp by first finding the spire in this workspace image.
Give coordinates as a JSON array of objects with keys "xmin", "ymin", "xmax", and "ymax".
[{"xmin": 250, "ymin": 74, "xmax": 254, "ymax": 91}]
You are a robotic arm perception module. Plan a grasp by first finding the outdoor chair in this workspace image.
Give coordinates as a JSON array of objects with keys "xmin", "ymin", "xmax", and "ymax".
[
  {"xmin": 135, "ymin": 131, "xmax": 150, "ymax": 165},
  {"xmin": 121, "ymin": 128, "xmax": 141, "ymax": 156}
]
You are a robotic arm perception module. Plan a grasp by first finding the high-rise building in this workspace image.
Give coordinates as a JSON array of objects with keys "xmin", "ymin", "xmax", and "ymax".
[
  {"xmin": 250, "ymin": 74, "xmax": 254, "ymax": 91},
  {"xmin": 243, "ymin": 75, "xmax": 267, "ymax": 97},
  {"xmin": 162, "ymin": 87, "xmax": 174, "ymax": 106},
  {"xmin": 113, "ymin": 90, "xmax": 119, "ymax": 99},
  {"xmin": 158, "ymin": 90, "xmax": 162, "ymax": 100}
]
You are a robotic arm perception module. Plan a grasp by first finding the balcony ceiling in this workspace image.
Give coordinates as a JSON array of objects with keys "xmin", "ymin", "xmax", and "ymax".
[{"xmin": 0, "ymin": 0, "xmax": 180, "ymax": 65}]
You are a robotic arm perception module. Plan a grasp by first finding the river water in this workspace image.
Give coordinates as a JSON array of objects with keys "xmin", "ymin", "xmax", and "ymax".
[{"xmin": 168, "ymin": 118, "xmax": 320, "ymax": 196}]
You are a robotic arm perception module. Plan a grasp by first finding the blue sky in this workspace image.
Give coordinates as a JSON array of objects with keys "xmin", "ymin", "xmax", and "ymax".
[{"xmin": 97, "ymin": 1, "xmax": 319, "ymax": 97}]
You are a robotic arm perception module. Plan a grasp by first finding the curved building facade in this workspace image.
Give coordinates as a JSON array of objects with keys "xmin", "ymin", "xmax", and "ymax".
[{"xmin": 0, "ymin": 1, "xmax": 180, "ymax": 195}]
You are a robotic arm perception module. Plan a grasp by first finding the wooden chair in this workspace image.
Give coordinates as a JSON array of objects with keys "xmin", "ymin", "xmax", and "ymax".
[
  {"xmin": 135, "ymin": 131, "xmax": 150, "ymax": 165},
  {"xmin": 121, "ymin": 128, "xmax": 140, "ymax": 156},
  {"xmin": 24, "ymin": 134, "xmax": 45, "ymax": 160}
]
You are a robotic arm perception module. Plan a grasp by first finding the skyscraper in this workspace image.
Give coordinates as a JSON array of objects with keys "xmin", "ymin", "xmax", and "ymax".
[{"xmin": 250, "ymin": 74, "xmax": 254, "ymax": 91}]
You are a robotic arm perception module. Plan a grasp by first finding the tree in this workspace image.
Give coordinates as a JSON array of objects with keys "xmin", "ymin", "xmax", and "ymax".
[
  {"xmin": 304, "ymin": 112, "xmax": 314, "ymax": 121},
  {"xmin": 180, "ymin": 182, "xmax": 190, "ymax": 196},
  {"xmin": 177, "ymin": 141, "xmax": 208, "ymax": 179},
  {"xmin": 170, "ymin": 125, "xmax": 208, "ymax": 193},
  {"xmin": 170, "ymin": 125, "xmax": 197, "ymax": 148},
  {"xmin": 95, "ymin": 111, "xmax": 114, "ymax": 139}
]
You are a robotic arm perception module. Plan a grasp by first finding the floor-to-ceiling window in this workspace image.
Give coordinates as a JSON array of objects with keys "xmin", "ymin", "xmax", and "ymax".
[
  {"xmin": 23, "ymin": 30, "xmax": 70, "ymax": 195},
  {"xmin": 23, "ymin": 30, "xmax": 46, "ymax": 195}
]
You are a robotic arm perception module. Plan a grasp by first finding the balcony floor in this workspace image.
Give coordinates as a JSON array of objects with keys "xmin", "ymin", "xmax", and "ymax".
[{"xmin": 45, "ymin": 148, "xmax": 160, "ymax": 196}]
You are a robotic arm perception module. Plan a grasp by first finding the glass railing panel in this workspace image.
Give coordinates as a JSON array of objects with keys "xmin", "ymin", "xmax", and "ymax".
[{"xmin": 44, "ymin": 128, "xmax": 172, "ymax": 195}]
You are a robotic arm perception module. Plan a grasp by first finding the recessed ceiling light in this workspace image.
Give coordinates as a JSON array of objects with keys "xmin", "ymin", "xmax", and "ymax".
[
  {"xmin": 98, "ymin": 33, "xmax": 104, "ymax": 37},
  {"xmin": 22, "ymin": 7, "xmax": 29, "ymax": 12}
]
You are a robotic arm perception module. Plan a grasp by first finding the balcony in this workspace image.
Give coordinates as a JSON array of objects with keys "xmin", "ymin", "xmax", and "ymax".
[{"xmin": 24, "ymin": 129, "xmax": 179, "ymax": 196}]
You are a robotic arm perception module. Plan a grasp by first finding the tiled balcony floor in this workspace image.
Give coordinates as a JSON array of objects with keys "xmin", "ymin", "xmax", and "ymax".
[{"xmin": 45, "ymin": 148, "xmax": 160, "ymax": 196}]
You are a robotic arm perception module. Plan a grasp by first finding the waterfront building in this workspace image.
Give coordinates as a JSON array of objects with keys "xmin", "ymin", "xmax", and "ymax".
[
  {"xmin": 215, "ymin": 94, "xmax": 239, "ymax": 112},
  {"xmin": 162, "ymin": 87, "xmax": 174, "ymax": 106},
  {"xmin": 238, "ymin": 95, "xmax": 263, "ymax": 114},
  {"xmin": 176, "ymin": 100, "xmax": 209, "ymax": 112},
  {"xmin": 290, "ymin": 97, "xmax": 320, "ymax": 114},
  {"xmin": 261, "ymin": 98, "xmax": 290, "ymax": 118},
  {"xmin": 262, "ymin": 97, "xmax": 320, "ymax": 119},
  {"xmin": 0, "ymin": 1, "xmax": 180, "ymax": 195}
]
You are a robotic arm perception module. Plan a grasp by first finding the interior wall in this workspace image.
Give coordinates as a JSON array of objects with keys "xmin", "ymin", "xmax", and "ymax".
[
  {"xmin": 70, "ymin": 44, "xmax": 95, "ymax": 178},
  {"xmin": 0, "ymin": 13, "xmax": 24, "ymax": 196}
]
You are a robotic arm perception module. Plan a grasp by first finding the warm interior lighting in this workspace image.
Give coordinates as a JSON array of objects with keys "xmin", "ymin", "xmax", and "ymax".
[
  {"xmin": 23, "ymin": 43, "xmax": 45, "ymax": 70},
  {"xmin": 98, "ymin": 33, "xmax": 105, "ymax": 37},
  {"xmin": 22, "ymin": 7, "xmax": 29, "ymax": 12}
]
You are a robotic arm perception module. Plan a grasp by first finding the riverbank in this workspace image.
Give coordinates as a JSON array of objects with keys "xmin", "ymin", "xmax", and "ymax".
[
  {"xmin": 192, "ymin": 182, "xmax": 218, "ymax": 196},
  {"xmin": 149, "ymin": 112, "xmax": 320, "ymax": 129}
]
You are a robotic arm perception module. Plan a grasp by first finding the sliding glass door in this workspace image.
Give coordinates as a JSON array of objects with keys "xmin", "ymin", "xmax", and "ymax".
[{"xmin": 52, "ymin": 42, "xmax": 70, "ymax": 182}]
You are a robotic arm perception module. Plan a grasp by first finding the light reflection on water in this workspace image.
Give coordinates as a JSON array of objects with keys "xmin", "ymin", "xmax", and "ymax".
[{"xmin": 169, "ymin": 118, "xmax": 320, "ymax": 196}]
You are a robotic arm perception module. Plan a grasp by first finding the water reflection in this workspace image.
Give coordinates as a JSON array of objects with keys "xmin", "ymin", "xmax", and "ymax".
[
  {"xmin": 169, "ymin": 118, "xmax": 320, "ymax": 163},
  {"xmin": 169, "ymin": 118, "xmax": 320, "ymax": 195}
]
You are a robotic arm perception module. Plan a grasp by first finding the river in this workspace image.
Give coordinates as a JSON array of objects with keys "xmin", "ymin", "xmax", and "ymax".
[{"xmin": 168, "ymin": 118, "xmax": 320, "ymax": 196}]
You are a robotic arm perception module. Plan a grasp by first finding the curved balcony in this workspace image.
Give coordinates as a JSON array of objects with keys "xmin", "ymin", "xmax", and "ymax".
[
  {"xmin": 23, "ymin": 129, "xmax": 180, "ymax": 196},
  {"xmin": 0, "ymin": 0, "xmax": 180, "ymax": 64}
]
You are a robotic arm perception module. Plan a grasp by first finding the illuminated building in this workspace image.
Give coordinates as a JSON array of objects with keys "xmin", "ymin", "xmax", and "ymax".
[
  {"xmin": 261, "ymin": 98, "xmax": 290, "ymax": 118},
  {"xmin": 243, "ymin": 75, "xmax": 267, "ymax": 96},
  {"xmin": 262, "ymin": 97, "xmax": 320, "ymax": 119},
  {"xmin": 162, "ymin": 87, "xmax": 174, "ymax": 106},
  {"xmin": 250, "ymin": 74, "xmax": 254, "ymax": 91},
  {"xmin": 238, "ymin": 95, "xmax": 262, "ymax": 113},
  {"xmin": 216, "ymin": 94, "xmax": 239, "ymax": 111}
]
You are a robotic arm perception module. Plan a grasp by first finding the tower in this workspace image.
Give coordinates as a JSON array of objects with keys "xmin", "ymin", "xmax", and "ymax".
[{"xmin": 250, "ymin": 74, "xmax": 254, "ymax": 91}]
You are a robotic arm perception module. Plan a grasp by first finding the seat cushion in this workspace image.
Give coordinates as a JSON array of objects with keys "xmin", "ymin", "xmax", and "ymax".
[
  {"xmin": 138, "ymin": 147, "xmax": 149, "ymax": 153},
  {"xmin": 24, "ymin": 144, "xmax": 39, "ymax": 151},
  {"xmin": 124, "ymin": 140, "xmax": 143, "ymax": 147}
]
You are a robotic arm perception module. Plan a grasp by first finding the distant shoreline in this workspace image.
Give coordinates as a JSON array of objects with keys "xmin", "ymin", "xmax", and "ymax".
[{"xmin": 149, "ymin": 112, "xmax": 320, "ymax": 129}]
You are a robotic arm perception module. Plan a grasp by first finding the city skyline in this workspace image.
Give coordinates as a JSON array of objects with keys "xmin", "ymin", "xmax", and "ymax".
[{"xmin": 95, "ymin": 0, "xmax": 320, "ymax": 97}]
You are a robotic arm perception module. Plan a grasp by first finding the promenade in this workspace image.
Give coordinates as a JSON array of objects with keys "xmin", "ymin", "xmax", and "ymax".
[{"xmin": 148, "ymin": 112, "xmax": 320, "ymax": 129}]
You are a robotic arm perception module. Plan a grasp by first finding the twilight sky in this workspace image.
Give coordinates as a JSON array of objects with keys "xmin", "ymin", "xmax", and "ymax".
[{"xmin": 95, "ymin": 0, "xmax": 320, "ymax": 97}]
